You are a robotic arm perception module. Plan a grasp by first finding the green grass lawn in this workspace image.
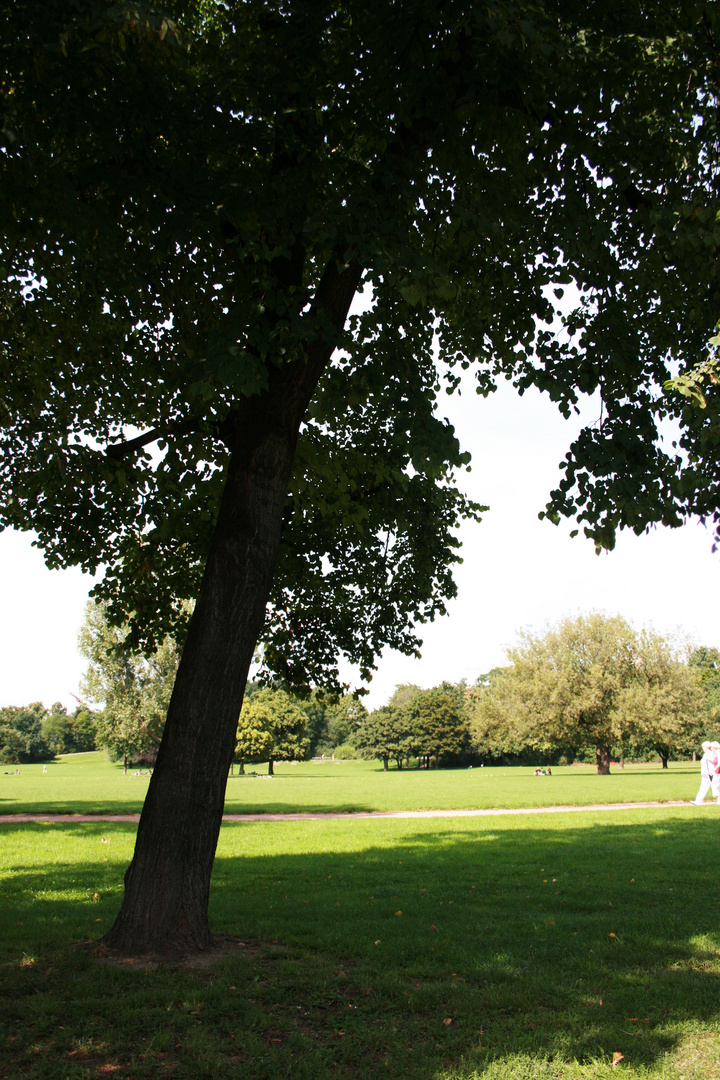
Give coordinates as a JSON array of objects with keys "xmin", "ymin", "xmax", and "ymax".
[
  {"xmin": 0, "ymin": 751, "xmax": 704, "ymax": 816},
  {"xmin": 2, "ymin": 754, "xmax": 719, "ymax": 1079},
  {"xmin": 1, "ymin": 807, "xmax": 720, "ymax": 1079}
]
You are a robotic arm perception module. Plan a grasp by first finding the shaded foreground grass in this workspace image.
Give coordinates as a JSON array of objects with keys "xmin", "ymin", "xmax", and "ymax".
[
  {"xmin": 0, "ymin": 753, "xmax": 703, "ymax": 816},
  {"xmin": 2, "ymin": 806, "xmax": 720, "ymax": 1079}
]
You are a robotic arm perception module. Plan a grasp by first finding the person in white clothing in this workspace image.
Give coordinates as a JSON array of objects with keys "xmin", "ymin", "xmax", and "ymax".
[
  {"xmin": 694, "ymin": 741, "xmax": 718, "ymax": 804},
  {"xmin": 710, "ymin": 742, "xmax": 720, "ymax": 804}
]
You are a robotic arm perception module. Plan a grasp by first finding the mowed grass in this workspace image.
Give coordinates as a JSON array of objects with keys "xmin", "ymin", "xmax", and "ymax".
[
  {"xmin": 0, "ymin": 752, "xmax": 703, "ymax": 816},
  {"xmin": 2, "ymin": 806, "xmax": 720, "ymax": 1079}
]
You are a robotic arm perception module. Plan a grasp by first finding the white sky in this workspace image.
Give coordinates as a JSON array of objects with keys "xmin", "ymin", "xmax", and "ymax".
[{"xmin": 2, "ymin": 375, "xmax": 719, "ymax": 713}]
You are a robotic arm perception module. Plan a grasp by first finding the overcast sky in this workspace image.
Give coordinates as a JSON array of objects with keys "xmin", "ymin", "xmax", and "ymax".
[{"xmin": 2, "ymin": 372, "xmax": 719, "ymax": 714}]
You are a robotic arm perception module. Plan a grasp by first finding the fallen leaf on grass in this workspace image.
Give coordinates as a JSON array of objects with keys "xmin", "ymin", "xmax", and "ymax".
[
  {"xmin": 395, "ymin": 911, "xmax": 402, "ymax": 916},
  {"xmin": 443, "ymin": 1018, "xmax": 453, "ymax": 1026},
  {"xmin": 430, "ymin": 925, "xmax": 438, "ymax": 931},
  {"xmin": 612, "ymin": 1052, "xmax": 624, "ymax": 1066}
]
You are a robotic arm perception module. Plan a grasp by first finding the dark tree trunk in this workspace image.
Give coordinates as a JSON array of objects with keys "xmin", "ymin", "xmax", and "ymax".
[
  {"xmin": 268, "ymin": 759, "xmax": 274, "ymax": 776},
  {"xmin": 238, "ymin": 759, "xmax": 245, "ymax": 775},
  {"xmin": 102, "ymin": 415, "xmax": 296, "ymax": 955},
  {"xmin": 660, "ymin": 752, "xmax": 669, "ymax": 769},
  {"xmin": 382, "ymin": 755, "xmax": 389, "ymax": 771},
  {"xmin": 595, "ymin": 744, "xmax": 611, "ymax": 775},
  {"xmin": 102, "ymin": 256, "xmax": 362, "ymax": 957}
]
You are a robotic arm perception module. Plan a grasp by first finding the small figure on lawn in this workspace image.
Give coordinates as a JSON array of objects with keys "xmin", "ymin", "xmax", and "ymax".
[
  {"xmin": 694, "ymin": 741, "xmax": 718, "ymax": 805},
  {"xmin": 711, "ymin": 742, "xmax": 720, "ymax": 805}
]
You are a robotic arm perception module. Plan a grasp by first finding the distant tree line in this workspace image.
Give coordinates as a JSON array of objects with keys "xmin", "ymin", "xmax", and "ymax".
[
  {"xmin": 18, "ymin": 604, "xmax": 713, "ymax": 776},
  {"xmin": 0, "ymin": 701, "xmax": 96, "ymax": 764}
]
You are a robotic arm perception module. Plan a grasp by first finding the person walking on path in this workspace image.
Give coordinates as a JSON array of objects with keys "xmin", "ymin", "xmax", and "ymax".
[
  {"xmin": 694, "ymin": 741, "xmax": 718, "ymax": 805},
  {"xmin": 710, "ymin": 742, "xmax": 720, "ymax": 805}
]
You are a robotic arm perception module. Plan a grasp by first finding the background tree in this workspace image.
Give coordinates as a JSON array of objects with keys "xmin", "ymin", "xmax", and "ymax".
[
  {"xmin": 294, "ymin": 690, "xmax": 329, "ymax": 758},
  {"xmin": 468, "ymin": 668, "xmax": 550, "ymax": 763},
  {"xmin": 387, "ymin": 686, "xmax": 422, "ymax": 711},
  {"xmin": 234, "ymin": 705, "xmax": 274, "ymax": 775},
  {"xmin": 41, "ymin": 702, "xmax": 98, "ymax": 755},
  {"xmin": 615, "ymin": 633, "xmax": 705, "ymax": 767},
  {"xmin": 355, "ymin": 705, "xmax": 412, "ymax": 771},
  {"xmin": 404, "ymin": 685, "xmax": 470, "ymax": 768},
  {"xmin": 237, "ymin": 689, "xmax": 310, "ymax": 775},
  {"xmin": 0, "ymin": 703, "xmax": 53, "ymax": 764},
  {"xmin": 40, "ymin": 703, "xmax": 74, "ymax": 756},
  {"xmin": 472, "ymin": 615, "xmax": 647, "ymax": 774},
  {"xmin": 68, "ymin": 708, "xmax": 98, "ymax": 753},
  {"xmin": 315, "ymin": 694, "xmax": 368, "ymax": 756},
  {"xmin": 1, "ymin": 1, "xmax": 718, "ymax": 953},
  {"xmin": 80, "ymin": 601, "xmax": 179, "ymax": 772},
  {"xmin": 689, "ymin": 647, "xmax": 720, "ymax": 739}
]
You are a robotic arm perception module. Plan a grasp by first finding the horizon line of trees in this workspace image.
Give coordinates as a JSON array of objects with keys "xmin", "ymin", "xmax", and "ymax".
[
  {"xmin": 5, "ymin": 608, "xmax": 719, "ymax": 773},
  {"xmin": 0, "ymin": 701, "xmax": 96, "ymax": 765}
]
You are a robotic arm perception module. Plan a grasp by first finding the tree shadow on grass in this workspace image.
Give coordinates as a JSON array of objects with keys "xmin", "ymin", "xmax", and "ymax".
[{"xmin": 2, "ymin": 815, "xmax": 720, "ymax": 1079}]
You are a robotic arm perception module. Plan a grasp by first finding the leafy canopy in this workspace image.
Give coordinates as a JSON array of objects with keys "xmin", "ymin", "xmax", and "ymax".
[
  {"xmin": 1, "ymin": 1, "xmax": 718, "ymax": 689},
  {"xmin": 470, "ymin": 614, "xmax": 704, "ymax": 769}
]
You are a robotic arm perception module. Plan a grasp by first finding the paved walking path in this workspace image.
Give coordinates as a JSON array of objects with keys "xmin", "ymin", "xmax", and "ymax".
[{"xmin": 0, "ymin": 799, "xmax": 698, "ymax": 824}]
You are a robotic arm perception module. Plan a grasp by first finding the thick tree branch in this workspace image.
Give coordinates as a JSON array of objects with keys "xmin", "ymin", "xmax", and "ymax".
[{"xmin": 105, "ymin": 418, "xmax": 198, "ymax": 461}]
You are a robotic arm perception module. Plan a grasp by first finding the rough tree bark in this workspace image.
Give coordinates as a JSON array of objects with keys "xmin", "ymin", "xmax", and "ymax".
[{"xmin": 102, "ymin": 256, "xmax": 361, "ymax": 956}]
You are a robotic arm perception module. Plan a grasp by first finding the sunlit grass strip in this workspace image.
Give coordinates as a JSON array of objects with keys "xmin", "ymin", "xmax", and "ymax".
[{"xmin": 0, "ymin": 752, "xmax": 706, "ymax": 816}]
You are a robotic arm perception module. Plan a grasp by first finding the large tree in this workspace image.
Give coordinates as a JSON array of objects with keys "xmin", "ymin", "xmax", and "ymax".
[
  {"xmin": 470, "ymin": 614, "xmax": 701, "ymax": 772},
  {"xmin": 1, "ymin": 2, "xmax": 719, "ymax": 952}
]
